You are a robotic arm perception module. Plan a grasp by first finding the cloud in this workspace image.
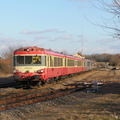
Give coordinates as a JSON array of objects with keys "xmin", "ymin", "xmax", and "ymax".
[
  {"xmin": 0, "ymin": 32, "xmax": 4, "ymax": 36},
  {"xmin": 34, "ymin": 35, "xmax": 73, "ymax": 41},
  {"xmin": 59, "ymin": 35, "xmax": 73, "ymax": 39},
  {"xmin": 34, "ymin": 36, "xmax": 49, "ymax": 40},
  {"xmin": 20, "ymin": 29, "xmax": 65, "ymax": 34},
  {"xmin": 50, "ymin": 35, "xmax": 73, "ymax": 41},
  {"xmin": 0, "ymin": 37, "xmax": 14, "ymax": 42}
]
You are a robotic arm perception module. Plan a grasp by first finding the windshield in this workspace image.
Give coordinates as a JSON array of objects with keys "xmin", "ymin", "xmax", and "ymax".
[{"xmin": 14, "ymin": 55, "xmax": 46, "ymax": 66}]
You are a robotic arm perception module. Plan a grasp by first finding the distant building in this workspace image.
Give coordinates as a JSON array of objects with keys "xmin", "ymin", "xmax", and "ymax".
[{"xmin": 73, "ymin": 51, "xmax": 85, "ymax": 59}]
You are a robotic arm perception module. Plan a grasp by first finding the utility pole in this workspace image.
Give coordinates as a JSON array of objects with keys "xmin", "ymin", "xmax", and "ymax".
[{"xmin": 81, "ymin": 28, "xmax": 83, "ymax": 54}]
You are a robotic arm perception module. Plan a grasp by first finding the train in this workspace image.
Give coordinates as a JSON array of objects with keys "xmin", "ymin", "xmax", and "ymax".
[{"xmin": 13, "ymin": 46, "xmax": 94, "ymax": 87}]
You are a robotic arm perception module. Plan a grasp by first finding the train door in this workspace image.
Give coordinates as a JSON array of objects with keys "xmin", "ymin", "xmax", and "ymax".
[
  {"xmin": 62, "ymin": 57, "xmax": 66, "ymax": 75},
  {"xmin": 65, "ymin": 57, "xmax": 68, "ymax": 75},
  {"xmin": 47, "ymin": 55, "xmax": 54, "ymax": 78},
  {"xmin": 45, "ymin": 55, "xmax": 49, "ymax": 79}
]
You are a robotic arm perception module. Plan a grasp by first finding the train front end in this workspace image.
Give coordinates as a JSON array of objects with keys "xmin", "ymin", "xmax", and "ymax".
[{"xmin": 13, "ymin": 46, "xmax": 46, "ymax": 87}]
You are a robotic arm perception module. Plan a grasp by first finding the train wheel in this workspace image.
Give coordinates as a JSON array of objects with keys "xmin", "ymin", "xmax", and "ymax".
[
  {"xmin": 22, "ymin": 81, "xmax": 31, "ymax": 89},
  {"xmin": 16, "ymin": 82, "xmax": 22, "ymax": 88},
  {"xmin": 41, "ymin": 80, "xmax": 46, "ymax": 86},
  {"xmin": 55, "ymin": 77, "xmax": 59, "ymax": 82},
  {"xmin": 49, "ymin": 78, "xmax": 55, "ymax": 84}
]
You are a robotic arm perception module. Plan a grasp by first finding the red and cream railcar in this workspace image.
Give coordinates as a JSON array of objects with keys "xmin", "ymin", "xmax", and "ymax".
[{"xmin": 13, "ymin": 46, "xmax": 93, "ymax": 87}]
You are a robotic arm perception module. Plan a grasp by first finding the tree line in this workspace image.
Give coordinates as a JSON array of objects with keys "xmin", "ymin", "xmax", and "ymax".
[{"xmin": 85, "ymin": 53, "xmax": 120, "ymax": 66}]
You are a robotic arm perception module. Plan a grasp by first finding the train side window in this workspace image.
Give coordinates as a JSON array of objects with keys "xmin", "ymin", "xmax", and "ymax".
[
  {"xmin": 54, "ymin": 57, "xmax": 58, "ymax": 67},
  {"xmin": 82, "ymin": 61, "xmax": 83, "ymax": 66},
  {"xmin": 77, "ymin": 61, "xmax": 81, "ymax": 66},
  {"xmin": 64, "ymin": 58, "xmax": 66, "ymax": 67},
  {"xmin": 65, "ymin": 58, "xmax": 67, "ymax": 67},
  {"xmin": 50, "ymin": 56, "xmax": 53, "ymax": 67},
  {"xmin": 68, "ymin": 59, "xmax": 74, "ymax": 66},
  {"xmin": 58, "ymin": 58, "xmax": 63, "ymax": 66},
  {"xmin": 54, "ymin": 57, "xmax": 63, "ymax": 67},
  {"xmin": 84, "ymin": 62, "xmax": 86, "ymax": 66},
  {"xmin": 75, "ymin": 60, "xmax": 77, "ymax": 67}
]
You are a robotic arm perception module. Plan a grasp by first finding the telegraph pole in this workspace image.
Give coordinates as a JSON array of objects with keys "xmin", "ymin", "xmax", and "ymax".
[{"xmin": 81, "ymin": 28, "xmax": 83, "ymax": 54}]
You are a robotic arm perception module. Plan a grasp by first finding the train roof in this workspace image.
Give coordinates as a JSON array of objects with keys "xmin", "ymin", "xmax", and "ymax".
[
  {"xmin": 14, "ymin": 46, "xmax": 44, "ymax": 52},
  {"xmin": 14, "ymin": 46, "xmax": 87, "ymax": 61}
]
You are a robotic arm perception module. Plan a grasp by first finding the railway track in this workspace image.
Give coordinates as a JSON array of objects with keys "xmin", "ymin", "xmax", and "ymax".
[
  {"xmin": 0, "ymin": 70, "xmax": 97, "ymax": 96},
  {"xmin": 0, "ymin": 82, "xmax": 92, "ymax": 111},
  {"xmin": 0, "ymin": 82, "xmax": 17, "ymax": 88},
  {"xmin": 0, "ymin": 70, "xmax": 104, "ymax": 111}
]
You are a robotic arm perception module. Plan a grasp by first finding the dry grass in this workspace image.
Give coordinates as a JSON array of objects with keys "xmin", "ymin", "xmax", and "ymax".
[{"xmin": 0, "ymin": 59, "xmax": 12, "ymax": 74}]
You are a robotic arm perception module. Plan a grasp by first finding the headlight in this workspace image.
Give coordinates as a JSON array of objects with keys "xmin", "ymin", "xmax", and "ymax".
[
  {"xmin": 37, "ymin": 69, "xmax": 44, "ymax": 73},
  {"xmin": 40, "ymin": 70, "xmax": 44, "ymax": 72},
  {"xmin": 13, "ymin": 69, "xmax": 20, "ymax": 73}
]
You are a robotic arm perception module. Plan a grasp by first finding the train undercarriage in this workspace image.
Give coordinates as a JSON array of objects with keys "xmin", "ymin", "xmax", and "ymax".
[{"xmin": 14, "ymin": 71, "xmax": 88, "ymax": 89}]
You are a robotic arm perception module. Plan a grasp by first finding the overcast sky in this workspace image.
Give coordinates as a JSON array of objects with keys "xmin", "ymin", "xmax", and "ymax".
[{"xmin": 0, "ymin": 0, "xmax": 119, "ymax": 55}]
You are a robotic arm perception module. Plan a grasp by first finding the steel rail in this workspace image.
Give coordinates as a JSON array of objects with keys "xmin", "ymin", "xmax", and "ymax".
[
  {"xmin": 0, "ymin": 71, "xmax": 98, "ymax": 99},
  {"xmin": 0, "ymin": 85, "xmax": 88, "ymax": 111}
]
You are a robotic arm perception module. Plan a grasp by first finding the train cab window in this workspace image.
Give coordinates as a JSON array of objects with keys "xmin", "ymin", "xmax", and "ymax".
[
  {"xmin": 33, "ymin": 56, "xmax": 41, "ymax": 64},
  {"xmin": 25, "ymin": 56, "xmax": 32, "ymax": 64},
  {"xmin": 15, "ymin": 55, "xmax": 46, "ymax": 66},
  {"xmin": 16, "ymin": 56, "xmax": 24, "ymax": 64}
]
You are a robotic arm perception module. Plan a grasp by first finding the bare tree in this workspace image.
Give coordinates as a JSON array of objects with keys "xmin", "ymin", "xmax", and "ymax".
[
  {"xmin": 110, "ymin": 54, "xmax": 120, "ymax": 66},
  {"xmin": 0, "ymin": 46, "xmax": 20, "ymax": 73},
  {"xmin": 1, "ymin": 46, "xmax": 14, "ymax": 59},
  {"xmin": 98, "ymin": 0, "xmax": 120, "ymax": 38}
]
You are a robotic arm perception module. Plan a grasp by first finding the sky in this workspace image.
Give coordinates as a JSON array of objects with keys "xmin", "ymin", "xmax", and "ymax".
[{"xmin": 0, "ymin": 0, "xmax": 119, "ymax": 55}]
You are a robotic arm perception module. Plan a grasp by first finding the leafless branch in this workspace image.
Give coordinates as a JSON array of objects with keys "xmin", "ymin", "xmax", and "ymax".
[{"xmin": 94, "ymin": 0, "xmax": 120, "ymax": 38}]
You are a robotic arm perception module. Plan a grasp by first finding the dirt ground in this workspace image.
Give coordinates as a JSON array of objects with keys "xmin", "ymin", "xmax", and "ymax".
[{"xmin": 0, "ymin": 69, "xmax": 120, "ymax": 120}]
